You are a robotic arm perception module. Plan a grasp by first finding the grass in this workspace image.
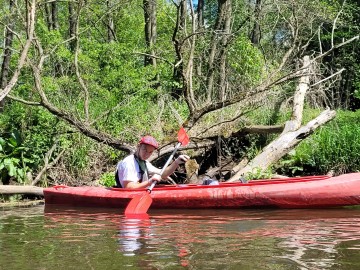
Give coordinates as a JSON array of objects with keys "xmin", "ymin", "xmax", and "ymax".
[{"xmin": 278, "ymin": 110, "xmax": 360, "ymax": 175}]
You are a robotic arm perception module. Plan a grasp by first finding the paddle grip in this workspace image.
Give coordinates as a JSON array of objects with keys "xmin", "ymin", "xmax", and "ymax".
[{"xmin": 147, "ymin": 142, "xmax": 182, "ymax": 192}]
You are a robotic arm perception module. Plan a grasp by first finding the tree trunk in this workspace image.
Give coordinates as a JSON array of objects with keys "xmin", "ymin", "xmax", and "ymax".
[
  {"xmin": 218, "ymin": 0, "xmax": 231, "ymax": 99},
  {"xmin": 171, "ymin": 0, "xmax": 187, "ymax": 98},
  {"xmin": 0, "ymin": 0, "xmax": 14, "ymax": 110},
  {"xmin": 107, "ymin": 0, "xmax": 116, "ymax": 42},
  {"xmin": 44, "ymin": 1, "xmax": 58, "ymax": 31},
  {"xmin": 0, "ymin": 0, "xmax": 36, "ymax": 102},
  {"xmin": 197, "ymin": 0, "xmax": 204, "ymax": 29},
  {"xmin": 143, "ymin": 0, "xmax": 157, "ymax": 67},
  {"xmin": 68, "ymin": 1, "xmax": 77, "ymax": 52},
  {"xmin": 51, "ymin": 1, "xmax": 59, "ymax": 30},
  {"xmin": 282, "ymin": 56, "xmax": 311, "ymax": 133},
  {"xmin": 44, "ymin": 2, "xmax": 52, "ymax": 30},
  {"xmin": 250, "ymin": 0, "xmax": 261, "ymax": 45},
  {"xmin": 206, "ymin": 0, "xmax": 232, "ymax": 103},
  {"xmin": 228, "ymin": 109, "xmax": 336, "ymax": 181},
  {"xmin": 228, "ymin": 56, "xmax": 336, "ymax": 181}
]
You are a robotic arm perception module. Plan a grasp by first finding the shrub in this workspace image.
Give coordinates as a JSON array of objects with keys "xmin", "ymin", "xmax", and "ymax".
[{"xmin": 278, "ymin": 110, "xmax": 360, "ymax": 175}]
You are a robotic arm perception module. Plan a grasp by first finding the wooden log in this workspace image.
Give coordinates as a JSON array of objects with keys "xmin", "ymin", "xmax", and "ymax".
[
  {"xmin": 228, "ymin": 109, "xmax": 336, "ymax": 182},
  {"xmin": 228, "ymin": 56, "xmax": 336, "ymax": 182},
  {"xmin": 0, "ymin": 185, "xmax": 44, "ymax": 196}
]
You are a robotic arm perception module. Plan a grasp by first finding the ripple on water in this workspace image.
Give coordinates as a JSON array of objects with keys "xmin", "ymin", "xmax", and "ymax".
[{"xmin": 1, "ymin": 206, "xmax": 360, "ymax": 269}]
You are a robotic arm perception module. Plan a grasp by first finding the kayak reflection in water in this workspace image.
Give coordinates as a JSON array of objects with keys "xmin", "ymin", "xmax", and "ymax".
[{"xmin": 118, "ymin": 216, "xmax": 152, "ymax": 256}]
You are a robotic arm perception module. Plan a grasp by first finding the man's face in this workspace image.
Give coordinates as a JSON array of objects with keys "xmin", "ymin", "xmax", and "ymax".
[{"xmin": 138, "ymin": 143, "xmax": 156, "ymax": 160}]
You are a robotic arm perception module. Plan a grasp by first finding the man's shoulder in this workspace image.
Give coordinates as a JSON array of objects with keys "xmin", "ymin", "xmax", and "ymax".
[
  {"xmin": 123, "ymin": 154, "xmax": 135, "ymax": 161},
  {"xmin": 119, "ymin": 154, "xmax": 135, "ymax": 166}
]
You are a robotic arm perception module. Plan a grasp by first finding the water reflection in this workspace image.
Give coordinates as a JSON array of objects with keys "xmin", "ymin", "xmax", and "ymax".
[
  {"xmin": 119, "ymin": 215, "xmax": 151, "ymax": 256},
  {"xmin": 40, "ymin": 206, "xmax": 360, "ymax": 269}
]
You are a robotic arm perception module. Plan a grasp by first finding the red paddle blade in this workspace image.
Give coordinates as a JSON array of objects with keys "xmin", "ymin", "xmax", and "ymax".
[
  {"xmin": 178, "ymin": 127, "xmax": 189, "ymax": 146},
  {"xmin": 124, "ymin": 213, "xmax": 150, "ymax": 219},
  {"xmin": 124, "ymin": 193, "xmax": 153, "ymax": 215}
]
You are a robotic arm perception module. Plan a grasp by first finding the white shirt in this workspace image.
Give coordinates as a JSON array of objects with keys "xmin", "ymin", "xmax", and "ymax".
[{"xmin": 116, "ymin": 154, "xmax": 161, "ymax": 188}]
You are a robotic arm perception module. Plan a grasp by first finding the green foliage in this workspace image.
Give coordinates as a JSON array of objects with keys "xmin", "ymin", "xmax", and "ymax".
[
  {"xmin": 0, "ymin": 0, "xmax": 359, "ymax": 189},
  {"xmin": 0, "ymin": 131, "xmax": 31, "ymax": 184},
  {"xmin": 0, "ymin": 102, "xmax": 67, "ymax": 185},
  {"xmin": 245, "ymin": 167, "xmax": 274, "ymax": 181},
  {"xmin": 228, "ymin": 36, "xmax": 265, "ymax": 86},
  {"xmin": 302, "ymin": 0, "xmax": 360, "ymax": 110},
  {"xmin": 348, "ymin": 62, "xmax": 360, "ymax": 106},
  {"xmin": 67, "ymin": 140, "xmax": 90, "ymax": 171},
  {"xmin": 278, "ymin": 110, "xmax": 360, "ymax": 175},
  {"xmin": 99, "ymin": 172, "xmax": 116, "ymax": 187},
  {"xmin": 355, "ymin": 85, "xmax": 360, "ymax": 100}
]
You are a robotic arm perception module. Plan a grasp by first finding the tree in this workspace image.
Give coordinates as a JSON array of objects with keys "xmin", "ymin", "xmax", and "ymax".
[
  {"xmin": 0, "ymin": 0, "xmax": 15, "ymax": 110},
  {"xmin": 106, "ymin": 0, "xmax": 117, "ymax": 42},
  {"xmin": 250, "ymin": 0, "xmax": 261, "ymax": 45},
  {"xmin": 44, "ymin": 0, "xmax": 59, "ymax": 30},
  {"xmin": 0, "ymin": 0, "xmax": 36, "ymax": 103},
  {"xmin": 143, "ymin": 0, "xmax": 157, "ymax": 67},
  {"xmin": 68, "ymin": 0, "xmax": 77, "ymax": 52}
]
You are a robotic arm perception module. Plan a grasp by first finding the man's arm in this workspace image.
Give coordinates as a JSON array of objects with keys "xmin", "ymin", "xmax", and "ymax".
[
  {"xmin": 123, "ymin": 174, "xmax": 161, "ymax": 189},
  {"xmin": 161, "ymin": 155, "xmax": 190, "ymax": 179},
  {"xmin": 123, "ymin": 180, "xmax": 151, "ymax": 189}
]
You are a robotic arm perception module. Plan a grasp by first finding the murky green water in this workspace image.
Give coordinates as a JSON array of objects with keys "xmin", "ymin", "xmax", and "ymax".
[{"xmin": 1, "ymin": 205, "xmax": 360, "ymax": 269}]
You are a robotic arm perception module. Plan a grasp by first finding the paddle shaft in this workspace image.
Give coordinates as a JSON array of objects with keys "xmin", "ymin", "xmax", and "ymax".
[{"xmin": 147, "ymin": 142, "xmax": 182, "ymax": 192}]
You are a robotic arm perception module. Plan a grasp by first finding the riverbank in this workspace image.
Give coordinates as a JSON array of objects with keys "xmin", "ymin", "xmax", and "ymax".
[{"xmin": 0, "ymin": 199, "xmax": 44, "ymax": 208}]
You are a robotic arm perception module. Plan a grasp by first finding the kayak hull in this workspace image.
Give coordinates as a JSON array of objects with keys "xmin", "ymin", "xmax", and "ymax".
[{"xmin": 43, "ymin": 173, "xmax": 360, "ymax": 209}]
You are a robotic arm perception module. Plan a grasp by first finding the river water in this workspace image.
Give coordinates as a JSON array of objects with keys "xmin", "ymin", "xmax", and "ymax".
[{"xmin": 1, "ymin": 205, "xmax": 360, "ymax": 270}]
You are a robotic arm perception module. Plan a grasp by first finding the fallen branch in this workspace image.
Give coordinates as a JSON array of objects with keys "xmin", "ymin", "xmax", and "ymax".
[
  {"xmin": 228, "ymin": 109, "xmax": 336, "ymax": 182},
  {"xmin": 0, "ymin": 185, "xmax": 44, "ymax": 196}
]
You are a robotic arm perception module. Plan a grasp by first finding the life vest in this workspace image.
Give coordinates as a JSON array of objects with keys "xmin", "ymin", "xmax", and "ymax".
[{"xmin": 114, "ymin": 155, "xmax": 148, "ymax": 188}]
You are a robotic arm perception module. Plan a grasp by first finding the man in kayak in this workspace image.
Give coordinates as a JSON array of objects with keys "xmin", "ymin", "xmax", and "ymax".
[{"xmin": 115, "ymin": 135, "xmax": 189, "ymax": 188}]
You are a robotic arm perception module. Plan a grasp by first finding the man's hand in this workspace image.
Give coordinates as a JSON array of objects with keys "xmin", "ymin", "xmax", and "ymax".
[
  {"xmin": 175, "ymin": 155, "xmax": 190, "ymax": 165},
  {"xmin": 149, "ymin": 174, "xmax": 162, "ymax": 184}
]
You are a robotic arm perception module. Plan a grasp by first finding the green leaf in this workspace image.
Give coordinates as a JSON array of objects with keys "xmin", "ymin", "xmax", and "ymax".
[
  {"xmin": 22, "ymin": 157, "xmax": 35, "ymax": 164},
  {"xmin": 7, "ymin": 163, "xmax": 17, "ymax": 177},
  {"xmin": 0, "ymin": 138, "xmax": 5, "ymax": 153}
]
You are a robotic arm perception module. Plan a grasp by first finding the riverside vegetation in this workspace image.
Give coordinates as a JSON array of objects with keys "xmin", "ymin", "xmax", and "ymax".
[{"xmin": 0, "ymin": 0, "xmax": 359, "ymax": 202}]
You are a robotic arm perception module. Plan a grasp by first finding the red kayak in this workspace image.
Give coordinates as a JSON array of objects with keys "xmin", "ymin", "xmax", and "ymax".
[{"xmin": 43, "ymin": 173, "xmax": 360, "ymax": 209}]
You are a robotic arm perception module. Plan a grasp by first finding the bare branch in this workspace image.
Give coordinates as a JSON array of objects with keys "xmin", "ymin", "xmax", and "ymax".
[
  {"xmin": 133, "ymin": 52, "xmax": 174, "ymax": 66},
  {"xmin": 311, "ymin": 68, "xmax": 345, "ymax": 87},
  {"xmin": 74, "ymin": 3, "xmax": 90, "ymax": 122},
  {"xmin": 314, "ymin": 35, "xmax": 359, "ymax": 62},
  {"xmin": 0, "ymin": 0, "xmax": 36, "ymax": 101},
  {"xmin": 331, "ymin": 0, "xmax": 346, "ymax": 48},
  {"xmin": 32, "ymin": 141, "xmax": 65, "ymax": 186},
  {"xmin": 7, "ymin": 94, "xmax": 41, "ymax": 106},
  {"xmin": 29, "ymin": 37, "xmax": 134, "ymax": 153}
]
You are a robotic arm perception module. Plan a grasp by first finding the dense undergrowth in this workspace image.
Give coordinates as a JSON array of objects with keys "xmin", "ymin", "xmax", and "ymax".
[
  {"xmin": 1, "ymin": 105, "xmax": 360, "ymax": 188},
  {"xmin": 277, "ymin": 110, "xmax": 360, "ymax": 176}
]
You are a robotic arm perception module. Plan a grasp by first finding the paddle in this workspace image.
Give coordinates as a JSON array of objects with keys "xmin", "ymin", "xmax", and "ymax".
[{"xmin": 124, "ymin": 127, "xmax": 190, "ymax": 215}]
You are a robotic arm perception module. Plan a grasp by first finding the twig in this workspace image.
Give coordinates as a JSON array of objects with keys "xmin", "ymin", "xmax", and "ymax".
[
  {"xmin": 311, "ymin": 68, "xmax": 345, "ymax": 87},
  {"xmin": 31, "ymin": 141, "xmax": 65, "ymax": 186}
]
